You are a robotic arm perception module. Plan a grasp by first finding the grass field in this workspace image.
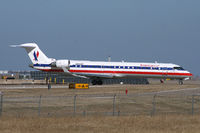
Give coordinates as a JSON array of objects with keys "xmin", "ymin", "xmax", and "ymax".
[
  {"xmin": 0, "ymin": 115, "xmax": 200, "ymax": 133},
  {"xmin": 0, "ymin": 80, "xmax": 200, "ymax": 132},
  {"xmin": 1, "ymin": 82, "xmax": 200, "ymax": 116}
]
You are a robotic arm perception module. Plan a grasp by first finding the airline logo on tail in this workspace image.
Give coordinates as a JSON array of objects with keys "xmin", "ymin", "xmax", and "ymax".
[{"xmin": 33, "ymin": 51, "xmax": 39, "ymax": 61}]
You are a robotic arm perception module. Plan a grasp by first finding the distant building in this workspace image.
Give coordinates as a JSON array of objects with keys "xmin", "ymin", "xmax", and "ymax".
[
  {"xmin": 0, "ymin": 70, "xmax": 16, "ymax": 79},
  {"xmin": 0, "ymin": 70, "xmax": 149, "ymax": 84},
  {"xmin": 30, "ymin": 71, "xmax": 149, "ymax": 84}
]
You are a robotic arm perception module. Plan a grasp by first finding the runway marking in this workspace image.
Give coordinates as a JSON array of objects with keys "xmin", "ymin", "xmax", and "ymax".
[{"xmin": 0, "ymin": 85, "xmax": 69, "ymax": 89}]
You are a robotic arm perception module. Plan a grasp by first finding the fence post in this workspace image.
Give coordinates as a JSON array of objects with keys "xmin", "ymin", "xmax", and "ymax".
[
  {"xmin": 113, "ymin": 94, "xmax": 116, "ymax": 116},
  {"xmin": 151, "ymin": 94, "xmax": 156, "ymax": 116},
  {"xmin": 0, "ymin": 93, "xmax": 3, "ymax": 117},
  {"xmin": 83, "ymin": 110, "xmax": 86, "ymax": 117},
  {"xmin": 192, "ymin": 95, "xmax": 194, "ymax": 115},
  {"xmin": 74, "ymin": 95, "xmax": 77, "ymax": 116},
  {"xmin": 118, "ymin": 111, "xmax": 120, "ymax": 116},
  {"xmin": 38, "ymin": 95, "xmax": 42, "ymax": 116}
]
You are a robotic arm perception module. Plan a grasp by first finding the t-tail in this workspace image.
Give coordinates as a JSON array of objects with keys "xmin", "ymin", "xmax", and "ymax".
[{"xmin": 11, "ymin": 43, "xmax": 55, "ymax": 67}]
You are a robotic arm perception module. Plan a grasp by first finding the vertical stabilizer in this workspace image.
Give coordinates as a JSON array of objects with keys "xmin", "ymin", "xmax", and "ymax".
[{"xmin": 11, "ymin": 43, "xmax": 51, "ymax": 64}]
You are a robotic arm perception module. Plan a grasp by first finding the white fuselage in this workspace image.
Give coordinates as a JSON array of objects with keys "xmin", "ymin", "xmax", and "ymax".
[{"xmin": 34, "ymin": 60, "xmax": 192, "ymax": 80}]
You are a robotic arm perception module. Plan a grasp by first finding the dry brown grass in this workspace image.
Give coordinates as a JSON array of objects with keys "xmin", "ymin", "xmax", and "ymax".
[
  {"xmin": 0, "ymin": 115, "xmax": 200, "ymax": 133},
  {"xmin": 0, "ymin": 81, "xmax": 200, "ymax": 133},
  {"xmin": 1, "ymin": 82, "xmax": 200, "ymax": 117}
]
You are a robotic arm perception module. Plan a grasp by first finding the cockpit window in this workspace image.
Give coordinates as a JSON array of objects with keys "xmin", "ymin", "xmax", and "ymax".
[{"xmin": 173, "ymin": 67, "xmax": 184, "ymax": 70}]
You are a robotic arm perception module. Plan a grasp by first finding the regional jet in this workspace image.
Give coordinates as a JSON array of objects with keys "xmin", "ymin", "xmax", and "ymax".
[{"xmin": 11, "ymin": 43, "xmax": 192, "ymax": 85}]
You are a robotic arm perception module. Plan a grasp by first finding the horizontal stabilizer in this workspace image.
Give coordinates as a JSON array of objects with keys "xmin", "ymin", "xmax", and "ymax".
[
  {"xmin": 10, "ymin": 45, "xmax": 35, "ymax": 48},
  {"xmin": 10, "ymin": 43, "xmax": 37, "ymax": 48}
]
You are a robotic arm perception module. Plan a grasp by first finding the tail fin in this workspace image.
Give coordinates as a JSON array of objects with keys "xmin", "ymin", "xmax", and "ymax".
[{"xmin": 11, "ymin": 43, "xmax": 51, "ymax": 64}]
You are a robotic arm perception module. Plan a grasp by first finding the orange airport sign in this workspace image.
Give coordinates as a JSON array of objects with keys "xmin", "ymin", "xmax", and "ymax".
[{"xmin": 69, "ymin": 83, "xmax": 89, "ymax": 89}]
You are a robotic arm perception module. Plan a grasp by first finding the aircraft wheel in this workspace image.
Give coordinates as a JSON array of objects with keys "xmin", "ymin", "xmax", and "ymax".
[
  {"xmin": 92, "ymin": 79, "xmax": 103, "ymax": 85},
  {"xmin": 97, "ymin": 80, "xmax": 103, "ymax": 85},
  {"xmin": 92, "ymin": 80, "xmax": 97, "ymax": 85}
]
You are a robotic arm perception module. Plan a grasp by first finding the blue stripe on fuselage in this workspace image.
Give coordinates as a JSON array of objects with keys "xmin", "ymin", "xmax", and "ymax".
[
  {"xmin": 33, "ymin": 64, "xmax": 183, "ymax": 72},
  {"xmin": 33, "ymin": 64, "xmax": 51, "ymax": 67}
]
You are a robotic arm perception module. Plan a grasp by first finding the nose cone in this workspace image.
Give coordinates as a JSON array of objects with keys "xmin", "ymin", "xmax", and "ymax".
[{"xmin": 186, "ymin": 71, "xmax": 193, "ymax": 77}]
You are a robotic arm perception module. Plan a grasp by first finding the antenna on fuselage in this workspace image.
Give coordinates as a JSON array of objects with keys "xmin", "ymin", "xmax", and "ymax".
[{"xmin": 108, "ymin": 56, "xmax": 111, "ymax": 62}]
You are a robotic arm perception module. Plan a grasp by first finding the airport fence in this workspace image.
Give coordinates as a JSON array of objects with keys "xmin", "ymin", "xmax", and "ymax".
[{"xmin": 0, "ymin": 93, "xmax": 200, "ymax": 117}]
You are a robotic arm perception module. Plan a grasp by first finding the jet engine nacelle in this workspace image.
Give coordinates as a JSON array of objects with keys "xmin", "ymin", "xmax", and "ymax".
[{"xmin": 51, "ymin": 60, "xmax": 70, "ymax": 68}]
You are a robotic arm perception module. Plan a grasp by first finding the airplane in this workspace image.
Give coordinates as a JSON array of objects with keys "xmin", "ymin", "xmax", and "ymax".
[{"xmin": 11, "ymin": 43, "xmax": 193, "ymax": 85}]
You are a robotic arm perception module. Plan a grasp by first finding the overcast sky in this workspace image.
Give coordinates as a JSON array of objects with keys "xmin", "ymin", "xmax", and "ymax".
[{"xmin": 0, "ymin": 0, "xmax": 200, "ymax": 76}]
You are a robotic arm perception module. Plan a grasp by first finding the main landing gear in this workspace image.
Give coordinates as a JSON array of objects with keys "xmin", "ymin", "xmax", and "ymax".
[
  {"xmin": 178, "ymin": 79, "xmax": 183, "ymax": 85},
  {"xmin": 91, "ymin": 79, "xmax": 103, "ymax": 85}
]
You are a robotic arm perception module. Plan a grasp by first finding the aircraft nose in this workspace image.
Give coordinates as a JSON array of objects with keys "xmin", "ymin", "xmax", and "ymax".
[{"xmin": 187, "ymin": 71, "xmax": 193, "ymax": 76}]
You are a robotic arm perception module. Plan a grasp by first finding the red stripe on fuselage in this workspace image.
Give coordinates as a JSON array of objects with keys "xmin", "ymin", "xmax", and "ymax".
[
  {"xmin": 69, "ymin": 70, "xmax": 192, "ymax": 77},
  {"xmin": 39, "ymin": 69, "xmax": 192, "ymax": 77}
]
